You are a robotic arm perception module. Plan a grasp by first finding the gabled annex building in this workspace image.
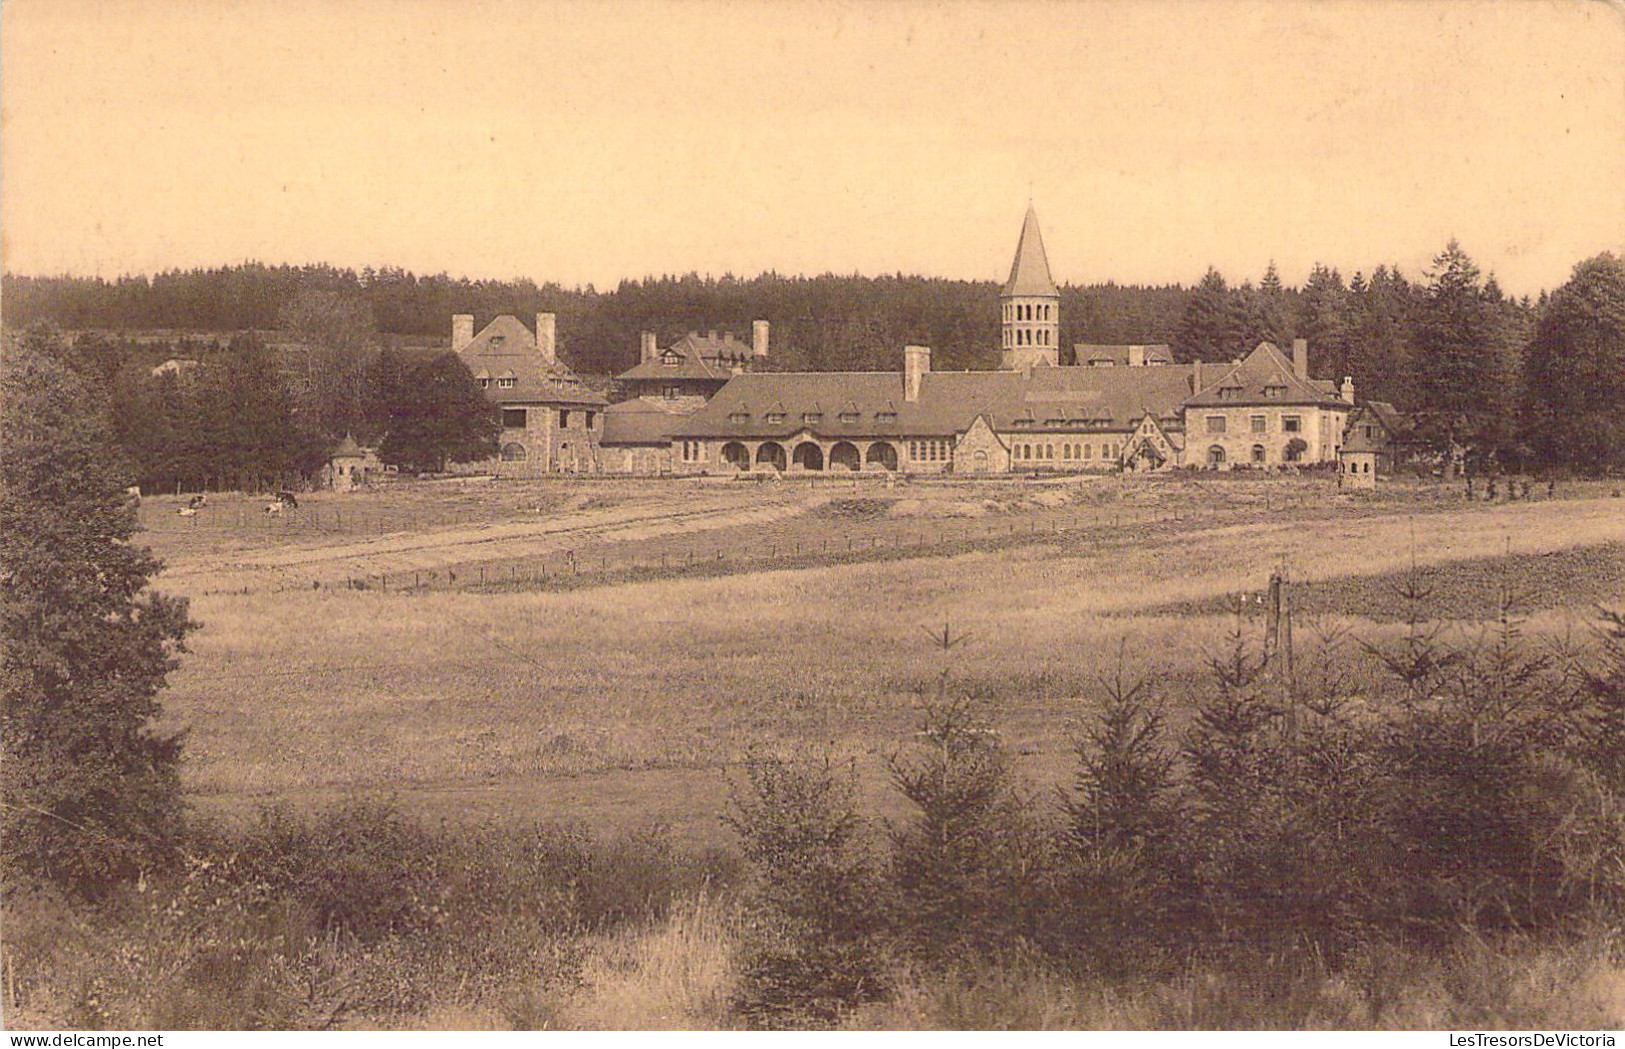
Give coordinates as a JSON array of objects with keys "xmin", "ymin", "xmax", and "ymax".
[{"xmin": 636, "ymin": 207, "xmax": 1354, "ymax": 475}]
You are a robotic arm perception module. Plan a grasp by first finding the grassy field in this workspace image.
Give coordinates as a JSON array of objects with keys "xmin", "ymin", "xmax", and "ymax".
[{"xmin": 153, "ymin": 475, "xmax": 1625, "ymax": 843}]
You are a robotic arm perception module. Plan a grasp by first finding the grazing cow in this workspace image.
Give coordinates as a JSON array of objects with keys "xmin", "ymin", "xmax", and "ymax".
[
  {"xmin": 177, "ymin": 506, "xmax": 198, "ymax": 517},
  {"xmin": 275, "ymin": 491, "xmax": 299, "ymax": 509},
  {"xmin": 187, "ymin": 494, "xmax": 208, "ymax": 509},
  {"xmin": 263, "ymin": 502, "xmax": 283, "ymax": 517}
]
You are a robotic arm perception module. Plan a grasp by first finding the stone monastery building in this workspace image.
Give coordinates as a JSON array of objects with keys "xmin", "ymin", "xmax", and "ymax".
[{"xmin": 464, "ymin": 207, "xmax": 1355, "ymax": 476}]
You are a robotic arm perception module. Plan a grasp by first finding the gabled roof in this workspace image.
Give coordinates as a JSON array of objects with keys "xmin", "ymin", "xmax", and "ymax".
[
  {"xmin": 617, "ymin": 331, "xmax": 756, "ymax": 382},
  {"xmin": 1354, "ymin": 400, "xmax": 1411, "ymax": 437},
  {"xmin": 457, "ymin": 315, "xmax": 605, "ymax": 407},
  {"xmin": 1183, "ymin": 342, "xmax": 1346, "ymax": 408},
  {"xmin": 1001, "ymin": 205, "xmax": 1060, "ymax": 299},
  {"xmin": 1340, "ymin": 427, "xmax": 1384, "ymax": 454},
  {"xmin": 331, "ymin": 433, "xmax": 364, "ymax": 458},
  {"xmin": 672, "ymin": 364, "xmax": 1202, "ymax": 440},
  {"xmin": 601, "ymin": 397, "xmax": 698, "ymax": 446}
]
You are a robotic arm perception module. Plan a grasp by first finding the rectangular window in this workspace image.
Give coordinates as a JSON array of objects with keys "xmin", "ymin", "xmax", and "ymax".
[
  {"xmin": 876, "ymin": 411, "xmax": 896, "ymax": 424},
  {"xmin": 497, "ymin": 377, "xmax": 516, "ymax": 389},
  {"xmin": 1251, "ymin": 415, "xmax": 1267, "ymax": 434},
  {"xmin": 586, "ymin": 412, "xmax": 596, "ymax": 430},
  {"xmin": 766, "ymin": 412, "xmax": 785, "ymax": 424},
  {"xmin": 839, "ymin": 412, "xmax": 859, "ymax": 424},
  {"xmin": 1207, "ymin": 415, "xmax": 1227, "ymax": 434},
  {"xmin": 559, "ymin": 410, "xmax": 571, "ymax": 428},
  {"xmin": 663, "ymin": 385, "xmax": 681, "ymax": 399},
  {"xmin": 1283, "ymin": 416, "xmax": 1302, "ymax": 433},
  {"xmin": 502, "ymin": 408, "xmax": 527, "ymax": 429},
  {"xmin": 682, "ymin": 440, "xmax": 701, "ymax": 462},
  {"xmin": 479, "ymin": 378, "xmax": 491, "ymax": 389},
  {"xmin": 803, "ymin": 412, "xmax": 822, "ymax": 425}
]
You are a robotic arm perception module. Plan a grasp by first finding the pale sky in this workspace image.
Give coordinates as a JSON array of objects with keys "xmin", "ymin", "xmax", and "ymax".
[{"xmin": 3, "ymin": 0, "xmax": 1623, "ymax": 296}]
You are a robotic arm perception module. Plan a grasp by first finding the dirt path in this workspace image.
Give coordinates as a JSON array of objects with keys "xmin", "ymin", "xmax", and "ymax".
[{"xmin": 163, "ymin": 488, "xmax": 831, "ymax": 591}]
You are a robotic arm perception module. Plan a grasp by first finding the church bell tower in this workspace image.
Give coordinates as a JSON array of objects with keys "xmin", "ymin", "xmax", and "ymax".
[{"xmin": 999, "ymin": 204, "xmax": 1061, "ymax": 370}]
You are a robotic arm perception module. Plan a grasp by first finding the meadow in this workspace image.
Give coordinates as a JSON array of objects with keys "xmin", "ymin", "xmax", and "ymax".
[{"xmin": 8, "ymin": 473, "xmax": 1625, "ymax": 1029}]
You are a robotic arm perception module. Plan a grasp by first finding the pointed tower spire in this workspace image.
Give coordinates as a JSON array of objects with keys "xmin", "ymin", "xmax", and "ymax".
[
  {"xmin": 999, "ymin": 204, "xmax": 1061, "ymax": 370},
  {"xmin": 1003, "ymin": 203, "xmax": 1059, "ymax": 297}
]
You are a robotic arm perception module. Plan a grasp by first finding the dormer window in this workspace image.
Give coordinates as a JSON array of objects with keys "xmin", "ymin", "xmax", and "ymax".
[
  {"xmin": 490, "ymin": 335, "xmax": 506, "ymax": 348},
  {"xmin": 839, "ymin": 411, "xmax": 859, "ymax": 424},
  {"xmin": 1011, "ymin": 418, "xmax": 1035, "ymax": 428},
  {"xmin": 661, "ymin": 353, "xmax": 681, "ymax": 367},
  {"xmin": 803, "ymin": 412, "xmax": 822, "ymax": 425},
  {"xmin": 766, "ymin": 411, "xmax": 786, "ymax": 424},
  {"xmin": 729, "ymin": 410, "xmax": 750, "ymax": 424},
  {"xmin": 1264, "ymin": 384, "xmax": 1287, "ymax": 399},
  {"xmin": 1219, "ymin": 386, "xmax": 1242, "ymax": 401},
  {"xmin": 875, "ymin": 411, "xmax": 897, "ymax": 424},
  {"xmin": 497, "ymin": 377, "xmax": 516, "ymax": 389},
  {"xmin": 479, "ymin": 378, "xmax": 491, "ymax": 389}
]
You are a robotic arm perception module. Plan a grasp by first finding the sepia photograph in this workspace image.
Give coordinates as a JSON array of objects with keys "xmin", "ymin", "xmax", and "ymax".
[{"xmin": 2, "ymin": 0, "xmax": 1624, "ymax": 1035}]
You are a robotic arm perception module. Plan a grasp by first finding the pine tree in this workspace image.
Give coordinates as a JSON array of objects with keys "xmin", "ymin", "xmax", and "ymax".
[
  {"xmin": 1, "ymin": 328, "xmax": 195, "ymax": 894},
  {"xmin": 1175, "ymin": 268, "xmax": 1233, "ymax": 361},
  {"xmin": 1412, "ymin": 241, "xmax": 1519, "ymax": 460}
]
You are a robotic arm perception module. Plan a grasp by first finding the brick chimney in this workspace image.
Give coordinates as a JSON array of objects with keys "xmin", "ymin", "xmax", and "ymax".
[
  {"xmin": 1292, "ymin": 338, "xmax": 1309, "ymax": 380},
  {"xmin": 640, "ymin": 331, "xmax": 657, "ymax": 364},
  {"xmin": 904, "ymin": 345, "xmax": 931, "ymax": 403},
  {"xmin": 536, "ymin": 313, "xmax": 556, "ymax": 364},
  {"xmin": 1341, "ymin": 375, "xmax": 1356, "ymax": 405},
  {"xmin": 753, "ymin": 320, "xmax": 769, "ymax": 359},
  {"xmin": 452, "ymin": 314, "xmax": 474, "ymax": 352},
  {"xmin": 1191, "ymin": 358, "xmax": 1203, "ymax": 395}
]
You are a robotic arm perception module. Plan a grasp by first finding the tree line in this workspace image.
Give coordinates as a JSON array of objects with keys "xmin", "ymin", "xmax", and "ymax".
[{"xmin": 6, "ymin": 244, "xmax": 1624, "ymax": 477}]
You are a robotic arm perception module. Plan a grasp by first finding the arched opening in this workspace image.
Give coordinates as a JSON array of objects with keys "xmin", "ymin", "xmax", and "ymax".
[
  {"xmin": 1208, "ymin": 445, "xmax": 1226, "ymax": 466},
  {"xmin": 1251, "ymin": 444, "xmax": 1266, "ymax": 464},
  {"xmin": 829, "ymin": 441, "xmax": 861, "ymax": 471},
  {"xmin": 501, "ymin": 442, "xmax": 527, "ymax": 461},
  {"xmin": 721, "ymin": 442, "xmax": 750, "ymax": 470},
  {"xmin": 973, "ymin": 449, "xmax": 989, "ymax": 471},
  {"xmin": 865, "ymin": 441, "xmax": 898, "ymax": 471},
  {"xmin": 755, "ymin": 442, "xmax": 786, "ymax": 471},
  {"xmin": 792, "ymin": 442, "xmax": 824, "ymax": 471}
]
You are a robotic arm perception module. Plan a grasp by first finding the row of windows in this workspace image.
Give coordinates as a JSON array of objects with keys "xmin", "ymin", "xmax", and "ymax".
[
  {"xmin": 1014, "ymin": 441, "xmax": 1120, "ymax": 462},
  {"xmin": 501, "ymin": 408, "xmax": 598, "ymax": 430},
  {"xmin": 1004, "ymin": 303, "xmax": 1053, "ymax": 322},
  {"xmin": 1006, "ymin": 328, "xmax": 1052, "ymax": 347},
  {"xmin": 1206, "ymin": 444, "xmax": 1307, "ymax": 465},
  {"xmin": 680, "ymin": 440, "xmax": 703, "ymax": 462},
  {"xmin": 1206, "ymin": 414, "xmax": 1303, "ymax": 435},
  {"xmin": 478, "ymin": 377, "xmax": 516, "ymax": 389},
  {"xmin": 908, "ymin": 439, "xmax": 952, "ymax": 462},
  {"xmin": 728, "ymin": 410, "xmax": 897, "ymax": 425},
  {"xmin": 1216, "ymin": 384, "xmax": 1290, "ymax": 401}
]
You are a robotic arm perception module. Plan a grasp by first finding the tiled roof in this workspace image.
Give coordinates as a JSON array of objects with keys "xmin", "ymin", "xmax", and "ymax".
[
  {"xmin": 671, "ymin": 364, "xmax": 1201, "ymax": 440},
  {"xmin": 1183, "ymin": 342, "xmax": 1347, "ymax": 408},
  {"xmin": 1075, "ymin": 343, "xmax": 1175, "ymax": 366},
  {"xmin": 1341, "ymin": 427, "xmax": 1384, "ymax": 454},
  {"xmin": 601, "ymin": 397, "xmax": 700, "ymax": 445},
  {"xmin": 616, "ymin": 332, "xmax": 756, "ymax": 382},
  {"xmin": 1002, "ymin": 205, "xmax": 1060, "ymax": 298},
  {"xmin": 331, "ymin": 433, "xmax": 364, "ymax": 458},
  {"xmin": 457, "ymin": 315, "xmax": 605, "ymax": 407}
]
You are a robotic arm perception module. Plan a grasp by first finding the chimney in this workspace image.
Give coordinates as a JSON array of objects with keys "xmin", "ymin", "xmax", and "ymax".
[
  {"xmin": 1191, "ymin": 358, "xmax": 1203, "ymax": 395},
  {"xmin": 904, "ymin": 345, "xmax": 931, "ymax": 403},
  {"xmin": 1128, "ymin": 345, "xmax": 1145, "ymax": 368},
  {"xmin": 708, "ymin": 329, "xmax": 719, "ymax": 343},
  {"xmin": 452, "ymin": 314, "xmax": 474, "ymax": 352},
  {"xmin": 536, "ymin": 313, "xmax": 556, "ymax": 364},
  {"xmin": 752, "ymin": 319, "xmax": 769, "ymax": 359},
  {"xmin": 1292, "ymin": 337, "xmax": 1309, "ymax": 380},
  {"xmin": 1341, "ymin": 375, "xmax": 1356, "ymax": 405},
  {"xmin": 640, "ymin": 331, "xmax": 657, "ymax": 364}
]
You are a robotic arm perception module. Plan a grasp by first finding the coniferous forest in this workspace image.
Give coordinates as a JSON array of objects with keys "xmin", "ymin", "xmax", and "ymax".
[{"xmin": 5, "ymin": 242, "xmax": 1625, "ymax": 489}]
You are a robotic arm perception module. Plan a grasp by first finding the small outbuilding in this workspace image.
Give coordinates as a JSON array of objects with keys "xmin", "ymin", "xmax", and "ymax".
[
  {"xmin": 1338, "ymin": 428, "xmax": 1380, "ymax": 490},
  {"xmin": 324, "ymin": 433, "xmax": 381, "ymax": 491}
]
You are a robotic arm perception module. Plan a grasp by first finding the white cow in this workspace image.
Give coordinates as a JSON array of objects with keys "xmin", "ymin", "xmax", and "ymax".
[
  {"xmin": 263, "ymin": 502, "xmax": 283, "ymax": 517},
  {"xmin": 176, "ymin": 506, "xmax": 197, "ymax": 517}
]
